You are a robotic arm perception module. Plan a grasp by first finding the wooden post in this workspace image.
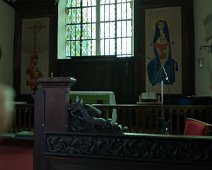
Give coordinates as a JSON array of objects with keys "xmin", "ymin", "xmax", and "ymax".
[{"xmin": 34, "ymin": 76, "xmax": 76, "ymax": 170}]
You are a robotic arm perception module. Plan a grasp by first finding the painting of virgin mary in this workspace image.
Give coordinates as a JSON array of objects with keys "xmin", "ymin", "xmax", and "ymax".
[{"xmin": 147, "ymin": 20, "xmax": 178, "ymax": 86}]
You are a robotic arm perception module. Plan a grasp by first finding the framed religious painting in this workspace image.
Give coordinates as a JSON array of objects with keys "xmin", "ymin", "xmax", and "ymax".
[
  {"xmin": 145, "ymin": 6, "xmax": 182, "ymax": 95},
  {"xmin": 20, "ymin": 17, "xmax": 49, "ymax": 94}
]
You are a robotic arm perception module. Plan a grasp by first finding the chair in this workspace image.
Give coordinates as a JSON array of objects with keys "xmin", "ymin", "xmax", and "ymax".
[{"xmin": 184, "ymin": 118, "xmax": 212, "ymax": 136}]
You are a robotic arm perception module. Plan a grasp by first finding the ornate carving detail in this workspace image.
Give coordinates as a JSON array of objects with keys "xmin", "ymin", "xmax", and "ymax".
[
  {"xmin": 67, "ymin": 98, "xmax": 127, "ymax": 134},
  {"xmin": 46, "ymin": 134, "xmax": 212, "ymax": 163}
]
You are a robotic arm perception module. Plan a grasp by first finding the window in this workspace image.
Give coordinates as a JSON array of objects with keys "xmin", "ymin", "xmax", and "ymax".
[{"xmin": 61, "ymin": 0, "xmax": 133, "ymax": 58}]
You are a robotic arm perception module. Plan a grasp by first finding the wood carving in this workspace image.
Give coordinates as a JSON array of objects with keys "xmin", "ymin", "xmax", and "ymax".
[
  {"xmin": 46, "ymin": 133, "xmax": 212, "ymax": 163},
  {"xmin": 68, "ymin": 97, "xmax": 128, "ymax": 134}
]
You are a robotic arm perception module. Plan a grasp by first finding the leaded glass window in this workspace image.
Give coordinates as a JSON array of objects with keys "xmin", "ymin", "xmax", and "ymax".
[{"xmin": 65, "ymin": 0, "xmax": 133, "ymax": 58}]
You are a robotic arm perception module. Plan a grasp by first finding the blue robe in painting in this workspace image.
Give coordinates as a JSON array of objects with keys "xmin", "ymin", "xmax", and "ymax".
[
  {"xmin": 147, "ymin": 57, "xmax": 178, "ymax": 85},
  {"xmin": 147, "ymin": 20, "xmax": 178, "ymax": 86}
]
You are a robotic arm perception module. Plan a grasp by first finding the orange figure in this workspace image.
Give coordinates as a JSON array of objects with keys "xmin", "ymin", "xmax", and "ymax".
[{"xmin": 26, "ymin": 54, "xmax": 43, "ymax": 91}]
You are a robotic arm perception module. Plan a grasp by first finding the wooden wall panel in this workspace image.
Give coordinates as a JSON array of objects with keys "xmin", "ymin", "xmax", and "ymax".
[
  {"xmin": 55, "ymin": 58, "xmax": 135, "ymax": 104},
  {"xmin": 13, "ymin": 0, "xmax": 194, "ymax": 104}
]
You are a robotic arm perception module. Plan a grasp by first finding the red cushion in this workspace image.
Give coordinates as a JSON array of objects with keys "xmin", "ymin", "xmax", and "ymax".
[{"xmin": 184, "ymin": 119, "xmax": 208, "ymax": 136}]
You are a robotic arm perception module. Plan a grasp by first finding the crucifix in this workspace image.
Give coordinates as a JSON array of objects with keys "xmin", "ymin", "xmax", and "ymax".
[
  {"xmin": 25, "ymin": 21, "xmax": 45, "ymax": 92},
  {"xmin": 27, "ymin": 21, "xmax": 45, "ymax": 54}
]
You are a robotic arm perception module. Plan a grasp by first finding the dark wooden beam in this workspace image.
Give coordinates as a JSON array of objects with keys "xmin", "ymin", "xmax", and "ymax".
[{"xmin": 2, "ymin": 0, "xmax": 16, "ymax": 8}]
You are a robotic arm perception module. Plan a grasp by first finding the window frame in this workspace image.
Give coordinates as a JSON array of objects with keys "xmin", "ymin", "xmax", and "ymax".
[{"xmin": 57, "ymin": 0, "xmax": 134, "ymax": 59}]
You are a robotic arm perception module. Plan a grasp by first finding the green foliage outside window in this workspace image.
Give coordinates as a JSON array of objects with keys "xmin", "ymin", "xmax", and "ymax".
[{"xmin": 65, "ymin": 0, "xmax": 133, "ymax": 58}]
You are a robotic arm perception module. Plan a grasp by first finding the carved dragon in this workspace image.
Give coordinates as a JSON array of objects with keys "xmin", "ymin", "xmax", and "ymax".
[{"xmin": 68, "ymin": 97, "xmax": 128, "ymax": 134}]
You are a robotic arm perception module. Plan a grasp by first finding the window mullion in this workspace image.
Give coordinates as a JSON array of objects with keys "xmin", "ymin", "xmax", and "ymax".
[
  {"xmin": 121, "ymin": 1, "xmax": 123, "ymax": 56},
  {"xmin": 91, "ymin": 3, "xmax": 93, "ymax": 56},
  {"xmin": 80, "ymin": 0, "xmax": 83, "ymax": 56},
  {"xmin": 109, "ymin": 2, "xmax": 111, "ymax": 55},
  {"xmin": 96, "ymin": 0, "xmax": 100, "ymax": 55},
  {"xmin": 115, "ymin": 0, "xmax": 117, "ymax": 56}
]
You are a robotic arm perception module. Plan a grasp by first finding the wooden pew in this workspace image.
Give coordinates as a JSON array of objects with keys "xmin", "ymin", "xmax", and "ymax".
[{"xmin": 34, "ymin": 77, "xmax": 212, "ymax": 170}]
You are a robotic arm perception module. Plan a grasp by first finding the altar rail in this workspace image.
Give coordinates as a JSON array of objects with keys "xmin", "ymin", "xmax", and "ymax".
[
  {"xmin": 92, "ymin": 104, "xmax": 212, "ymax": 134},
  {"xmin": 8, "ymin": 103, "xmax": 212, "ymax": 135},
  {"xmin": 7, "ymin": 103, "xmax": 34, "ymax": 134}
]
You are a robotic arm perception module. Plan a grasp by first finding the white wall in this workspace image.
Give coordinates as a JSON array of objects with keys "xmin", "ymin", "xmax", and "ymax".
[
  {"xmin": 0, "ymin": 1, "xmax": 15, "ymax": 86},
  {"xmin": 194, "ymin": 0, "xmax": 212, "ymax": 96}
]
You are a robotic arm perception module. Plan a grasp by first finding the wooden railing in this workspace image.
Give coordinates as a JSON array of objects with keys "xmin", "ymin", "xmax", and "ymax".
[
  {"xmin": 6, "ymin": 103, "xmax": 212, "ymax": 136},
  {"xmin": 92, "ymin": 104, "xmax": 212, "ymax": 134},
  {"xmin": 6, "ymin": 102, "xmax": 34, "ymax": 136}
]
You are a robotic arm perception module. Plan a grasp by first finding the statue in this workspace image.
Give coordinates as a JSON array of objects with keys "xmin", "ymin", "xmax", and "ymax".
[{"xmin": 68, "ymin": 97, "xmax": 128, "ymax": 134}]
